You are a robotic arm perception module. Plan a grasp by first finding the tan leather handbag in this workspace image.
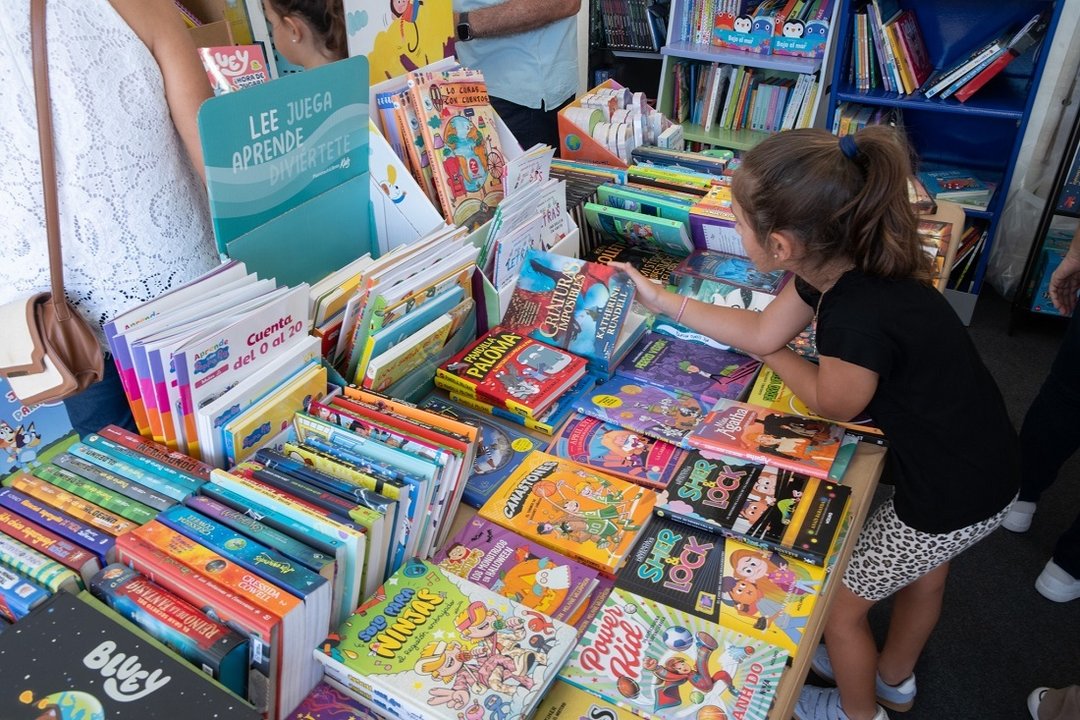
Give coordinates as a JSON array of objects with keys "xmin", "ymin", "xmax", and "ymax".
[{"xmin": 0, "ymin": 0, "xmax": 104, "ymax": 404}]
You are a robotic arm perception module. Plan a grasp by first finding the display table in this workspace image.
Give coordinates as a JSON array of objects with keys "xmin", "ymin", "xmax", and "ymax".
[{"xmin": 439, "ymin": 441, "xmax": 888, "ymax": 720}]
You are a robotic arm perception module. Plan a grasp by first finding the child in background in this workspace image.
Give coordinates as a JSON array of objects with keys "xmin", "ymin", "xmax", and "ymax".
[
  {"xmin": 613, "ymin": 126, "xmax": 1019, "ymax": 720},
  {"xmin": 262, "ymin": 0, "xmax": 347, "ymax": 69}
]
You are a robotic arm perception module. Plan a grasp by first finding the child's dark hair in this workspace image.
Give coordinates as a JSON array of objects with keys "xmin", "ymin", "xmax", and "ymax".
[
  {"xmin": 266, "ymin": 0, "xmax": 348, "ymax": 60},
  {"xmin": 732, "ymin": 126, "xmax": 932, "ymax": 282}
]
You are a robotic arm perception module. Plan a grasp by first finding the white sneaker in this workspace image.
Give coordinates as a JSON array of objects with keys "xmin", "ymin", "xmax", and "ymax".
[
  {"xmin": 1027, "ymin": 687, "xmax": 1048, "ymax": 719},
  {"xmin": 1035, "ymin": 560, "xmax": 1080, "ymax": 602},
  {"xmin": 1002, "ymin": 501, "xmax": 1037, "ymax": 533}
]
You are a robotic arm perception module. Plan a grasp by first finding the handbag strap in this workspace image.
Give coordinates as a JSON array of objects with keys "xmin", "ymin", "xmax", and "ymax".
[{"xmin": 31, "ymin": 0, "xmax": 70, "ymax": 321}]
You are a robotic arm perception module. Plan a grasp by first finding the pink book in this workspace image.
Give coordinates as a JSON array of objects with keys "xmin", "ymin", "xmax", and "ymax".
[{"xmin": 892, "ymin": 10, "xmax": 932, "ymax": 87}]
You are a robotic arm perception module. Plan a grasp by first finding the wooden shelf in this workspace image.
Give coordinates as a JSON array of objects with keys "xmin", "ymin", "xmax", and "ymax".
[{"xmin": 679, "ymin": 123, "xmax": 772, "ymax": 150}]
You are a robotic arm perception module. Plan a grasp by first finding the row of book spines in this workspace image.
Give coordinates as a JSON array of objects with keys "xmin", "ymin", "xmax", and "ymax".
[
  {"xmin": 0, "ymin": 530, "xmax": 82, "ymax": 594},
  {"xmin": 850, "ymin": 7, "xmax": 930, "ymax": 96},
  {"xmin": 0, "ymin": 506, "xmax": 99, "ymax": 583},
  {"xmin": 599, "ymin": 0, "xmax": 662, "ymax": 52},
  {"xmin": 675, "ymin": 61, "xmax": 818, "ymax": 133},
  {"xmin": 3, "ymin": 473, "xmax": 139, "ymax": 537},
  {"xmin": 947, "ymin": 224, "xmax": 989, "ymax": 292}
]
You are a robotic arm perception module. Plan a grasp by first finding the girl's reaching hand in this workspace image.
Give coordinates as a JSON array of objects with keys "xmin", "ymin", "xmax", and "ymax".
[{"xmin": 610, "ymin": 261, "xmax": 669, "ymax": 315}]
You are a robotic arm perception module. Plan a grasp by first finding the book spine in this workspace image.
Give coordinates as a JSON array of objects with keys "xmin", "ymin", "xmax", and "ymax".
[
  {"xmin": 0, "ymin": 531, "xmax": 81, "ymax": 593},
  {"xmin": 3, "ymin": 473, "xmax": 139, "ymax": 537},
  {"xmin": 0, "ymin": 488, "xmax": 114, "ymax": 563},
  {"xmin": 67, "ymin": 443, "xmax": 192, "ymax": 502},
  {"xmin": 51, "ymin": 453, "xmax": 177, "ymax": 512},
  {"xmin": 96, "ymin": 425, "xmax": 214, "ymax": 481},
  {"xmin": 952, "ymin": 50, "xmax": 1017, "ymax": 103},
  {"xmin": 33, "ymin": 464, "xmax": 158, "ymax": 525},
  {"xmin": 84, "ymin": 431, "xmax": 209, "ymax": 487},
  {"xmin": 245, "ymin": 464, "xmax": 361, "ymax": 522},
  {"xmin": 924, "ymin": 41, "xmax": 1002, "ymax": 98},
  {"xmin": 938, "ymin": 47, "xmax": 1007, "ymax": 100},
  {"xmin": 654, "ymin": 506, "xmax": 824, "ymax": 565},
  {"xmin": 446, "ymin": 389, "xmax": 558, "ymax": 434},
  {"xmin": 0, "ymin": 564, "xmax": 50, "ymax": 621},
  {"xmin": 0, "ymin": 508, "xmax": 97, "ymax": 581}
]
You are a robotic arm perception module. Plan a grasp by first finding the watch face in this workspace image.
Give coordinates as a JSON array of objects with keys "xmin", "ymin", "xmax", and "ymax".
[{"xmin": 456, "ymin": 22, "xmax": 471, "ymax": 42}]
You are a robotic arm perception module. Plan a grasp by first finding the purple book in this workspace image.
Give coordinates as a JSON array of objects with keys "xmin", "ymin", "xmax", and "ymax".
[
  {"xmin": 616, "ymin": 332, "xmax": 761, "ymax": 405},
  {"xmin": 286, "ymin": 680, "xmax": 381, "ymax": 720},
  {"xmin": 576, "ymin": 376, "xmax": 710, "ymax": 447},
  {"xmin": 0, "ymin": 487, "xmax": 115, "ymax": 564},
  {"xmin": 431, "ymin": 516, "xmax": 602, "ymax": 630}
]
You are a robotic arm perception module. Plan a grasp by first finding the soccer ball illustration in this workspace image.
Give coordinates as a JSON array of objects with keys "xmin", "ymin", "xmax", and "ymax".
[{"xmin": 662, "ymin": 625, "xmax": 694, "ymax": 651}]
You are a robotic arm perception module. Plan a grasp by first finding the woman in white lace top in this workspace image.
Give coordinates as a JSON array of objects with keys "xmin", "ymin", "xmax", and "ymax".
[{"xmin": 0, "ymin": 0, "xmax": 221, "ymax": 435}]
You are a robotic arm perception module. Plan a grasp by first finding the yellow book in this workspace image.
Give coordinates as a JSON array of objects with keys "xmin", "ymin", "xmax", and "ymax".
[
  {"xmin": 3, "ymin": 472, "xmax": 138, "ymax": 537},
  {"xmin": 532, "ymin": 679, "xmax": 640, "ymax": 720},
  {"xmin": 748, "ymin": 365, "xmax": 884, "ymax": 439}
]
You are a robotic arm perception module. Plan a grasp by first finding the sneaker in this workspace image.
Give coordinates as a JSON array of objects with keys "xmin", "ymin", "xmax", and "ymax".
[
  {"xmin": 793, "ymin": 686, "xmax": 889, "ymax": 720},
  {"xmin": 1002, "ymin": 501, "xmax": 1037, "ymax": 533},
  {"xmin": 1027, "ymin": 687, "xmax": 1048, "ymax": 719},
  {"xmin": 1035, "ymin": 560, "xmax": 1080, "ymax": 602},
  {"xmin": 810, "ymin": 644, "xmax": 916, "ymax": 712}
]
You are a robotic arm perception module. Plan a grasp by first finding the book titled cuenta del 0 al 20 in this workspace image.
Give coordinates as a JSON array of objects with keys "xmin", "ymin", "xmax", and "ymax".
[{"xmin": 0, "ymin": 591, "xmax": 260, "ymax": 719}]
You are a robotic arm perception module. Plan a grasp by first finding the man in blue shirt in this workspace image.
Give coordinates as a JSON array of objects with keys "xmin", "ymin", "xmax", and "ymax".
[{"xmin": 453, "ymin": 0, "xmax": 580, "ymax": 152}]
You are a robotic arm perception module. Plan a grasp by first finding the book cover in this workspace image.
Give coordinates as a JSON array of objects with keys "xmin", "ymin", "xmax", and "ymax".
[
  {"xmin": 343, "ymin": 0, "xmax": 452, "ymax": 83},
  {"xmin": 436, "ymin": 328, "xmax": 588, "ymax": 419},
  {"xmin": 476, "ymin": 450, "xmax": 657, "ymax": 578},
  {"xmin": 584, "ymin": 241, "xmax": 683, "ymax": 283},
  {"xmin": 89, "ymin": 563, "xmax": 250, "ymax": 696},
  {"xmin": 431, "ymin": 516, "xmax": 602, "ymax": 629},
  {"xmin": 285, "ymin": 680, "xmax": 381, "ymax": 720},
  {"xmin": 532, "ymin": 679, "xmax": 641, "ymax": 720},
  {"xmin": 916, "ymin": 169, "xmax": 991, "ymax": 201},
  {"xmin": 675, "ymin": 274, "xmax": 780, "ymax": 313},
  {"xmin": 672, "ymin": 250, "xmax": 790, "ymax": 294},
  {"xmin": 577, "ymin": 377, "xmax": 711, "ymax": 447},
  {"xmin": 614, "ymin": 514, "xmax": 726, "ymax": 623},
  {"xmin": 616, "ymin": 332, "xmax": 762, "ymax": 406},
  {"xmin": 548, "ymin": 413, "xmax": 687, "ymax": 490},
  {"xmin": 0, "ymin": 563, "xmax": 50, "ymax": 621},
  {"xmin": 416, "ymin": 396, "xmax": 543, "ymax": 508},
  {"xmin": 687, "ymin": 399, "xmax": 845, "ymax": 479},
  {"xmin": 315, "ymin": 558, "xmax": 577, "ymax": 720},
  {"xmin": 0, "ymin": 591, "xmax": 260, "ymax": 719},
  {"xmin": 558, "ymin": 587, "xmax": 788, "ymax": 720},
  {"xmin": 501, "ymin": 250, "xmax": 637, "ymax": 367},
  {"xmin": 717, "ymin": 538, "xmax": 824, "ymax": 656},
  {"xmin": 199, "ymin": 44, "xmax": 271, "ymax": 95},
  {"xmin": 584, "ymin": 202, "xmax": 694, "ymax": 257}
]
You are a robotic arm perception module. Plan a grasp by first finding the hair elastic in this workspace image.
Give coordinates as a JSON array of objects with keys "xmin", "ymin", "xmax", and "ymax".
[
  {"xmin": 839, "ymin": 134, "xmax": 859, "ymax": 160},
  {"xmin": 675, "ymin": 295, "xmax": 690, "ymax": 323}
]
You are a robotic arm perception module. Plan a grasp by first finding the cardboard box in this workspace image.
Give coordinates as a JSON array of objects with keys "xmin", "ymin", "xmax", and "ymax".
[{"xmin": 182, "ymin": 0, "xmax": 236, "ymax": 48}]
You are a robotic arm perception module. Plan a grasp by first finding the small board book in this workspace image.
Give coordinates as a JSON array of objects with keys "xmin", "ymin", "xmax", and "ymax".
[
  {"xmin": 671, "ymin": 249, "xmax": 791, "ymax": 295},
  {"xmin": 687, "ymin": 399, "xmax": 846, "ymax": 479},
  {"xmin": 548, "ymin": 413, "xmax": 688, "ymax": 490},
  {"xmin": 435, "ymin": 327, "xmax": 588, "ymax": 419},
  {"xmin": 416, "ymin": 395, "xmax": 543, "ymax": 508},
  {"xmin": 501, "ymin": 249, "xmax": 637, "ymax": 368},
  {"xmin": 314, "ymin": 558, "xmax": 578, "ymax": 720},
  {"xmin": 614, "ymin": 514, "xmax": 726, "ymax": 623},
  {"xmin": 577, "ymin": 376, "xmax": 711, "ymax": 447},
  {"xmin": 616, "ymin": 332, "xmax": 762, "ymax": 406},
  {"xmin": 532, "ymin": 679, "xmax": 640, "ymax": 720},
  {"xmin": 431, "ymin": 516, "xmax": 602, "ymax": 630},
  {"xmin": 717, "ymin": 538, "xmax": 825, "ymax": 656},
  {"xmin": 477, "ymin": 450, "xmax": 657, "ymax": 578},
  {"xmin": 0, "ymin": 591, "xmax": 260, "ymax": 719},
  {"xmin": 558, "ymin": 586, "xmax": 788, "ymax": 720}
]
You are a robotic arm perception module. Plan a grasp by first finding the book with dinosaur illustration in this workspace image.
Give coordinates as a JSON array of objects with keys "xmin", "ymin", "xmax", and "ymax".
[{"xmin": 548, "ymin": 413, "xmax": 687, "ymax": 490}]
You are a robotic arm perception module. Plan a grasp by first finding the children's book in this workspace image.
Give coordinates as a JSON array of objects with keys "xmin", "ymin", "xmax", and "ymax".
[
  {"xmin": 671, "ymin": 249, "xmax": 791, "ymax": 294},
  {"xmin": 584, "ymin": 241, "xmax": 683, "ymax": 283},
  {"xmin": 407, "ymin": 67, "xmax": 506, "ymax": 229},
  {"xmin": 614, "ymin": 514, "xmax": 726, "ymax": 623},
  {"xmin": 531, "ymin": 679, "xmax": 641, "ymax": 720},
  {"xmin": 286, "ymin": 680, "xmax": 381, "ymax": 720},
  {"xmin": 501, "ymin": 250, "xmax": 637, "ymax": 367},
  {"xmin": 343, "ymin": 0, "xmax": 453, "ymax": 83},
  {"xmin": 577, "ymin": 377, "xmax": 711, "ymax": 447},
  {"xmin": 616, "ymin": 332, "xmax": 762, "ymax": 406},
  {"xmin": 548, "ymin": 413, "xmax": 687, "ymax": 490},
  {"xmin": 687, "ymin": 399, "xmax": 845, "ymax": 479},
  {"xmin": 584, "ymin": 202, "xmax": 694, "ymax": 257},
  {"xmin": 676, "ymin": 274, "xmax": 779, "ymax": 313},
  {"xmin": 0, "ymin": 563, "xmax": 49, "ymax": 621},
  {"xmin": 314, "ymin": 558, "xmax": 578, "ymax": 720},
  {"xmin": 436, "ymin": 328, "xmax": 588, "ymax": 419},
  {"xmin": 558, "ymin": 586, "xmax": 788, "ymax": 720},
  {"xmin": 445, "ymin": 372, "xmax": 598, "ymax": 437},
  {"xmin": 717, "ymin": 538, "xmax": 824, "ymax": 656},
  {"xmin": 199, "ymin": 44, "xmax": 271, "ymax": 95},
  {"xmin": 416, "ymin": 395, "xmax": 543, "ymax": 508},
  {"xmin": 477, "ymin": 450, "xmax": 657, "ymax": 578},
  {"xmin": 431, "ymin": 516, "xmax": 602, "ymax": 630}
]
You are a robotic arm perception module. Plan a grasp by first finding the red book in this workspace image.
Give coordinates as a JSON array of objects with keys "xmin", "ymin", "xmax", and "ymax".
[
  {"xmin": 891, "ymin": 10, "xmax": 932, "ymax": 88},
  {"xmin": 97, "ymin": 424, "xmax": 214, "ymax": 481},
  {"xmin": 0, "ymin": 507, "xmax": 101, "ymax": 584},
  {"xmin": 954, "ymin": 11, "xmax": 1051, "ymax": 103}
]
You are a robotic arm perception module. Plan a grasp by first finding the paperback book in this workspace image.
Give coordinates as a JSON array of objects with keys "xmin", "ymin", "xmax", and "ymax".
[
  {"xmin": 670, "ymin": 250, "xmax": 790, "ymax": 296},
  {"xmin": 548, "ymin": 413, "xmax": 687, "ymax": 489},
  {"xmin": 584, "ymin": 241, "xmax": 683, "ymax": 283},
  {"xmin": 577, "ymin": 376, "xmax": 711, "ymax": 447}
]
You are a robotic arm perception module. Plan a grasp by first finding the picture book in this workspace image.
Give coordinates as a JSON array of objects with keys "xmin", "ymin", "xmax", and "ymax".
[
  {"xmin": 717, "ymin": 538, "xmax": 825, "ymax": 656},
  {"xmin": 577, "ymin": 377, "xmax": 711, "ymax": 447},
  {"xmin": 436, "ymin": 328, "xmax": 588, "ymax": 419},
  {"xmin": 671, "ymin": 249, "xmax": 791, "ymax": 295},
  {"xmin": 0, "ymin": 591, "xmax": 261, "ymax": 719},
  {"xmin": 286, "ymin": 680, "xmax": 381, "ymax": 720},
  {"xmin": 89, "ymin": 563, "xmax": 250, "ymax": 696},
  {"xmin": 199, "ymin": 44, "xmax": 271, "ymax": 95},
  {"xmin": 616, "ymin": 332, "xmax": 762, "ymax": 406},
  {"xmin": 343, "ymin": 0, "xmax": 453, "ymax": 83},
  {"xmin": 916, "ymin": 168, "xmax": 992, "ymax": 202},
  {"xmin": 407, "ymin": 67, "xmax": 506, "ymax": 229},
  {"xmin": 584, "ymin": 202, "xmax": 694, "ymax": 257},
  {"xmin": 614, "ymin": 514, "xmax": 726, "ymax": 623},
  {"xmin": 477, "ymin": 450, "xmax": 657, "ymax": 577},
  {"xmin": 548, "ymin": 413, "xmax": 687, "ymax": 490},
  {"xmin": 431, "ymin": 516, "xmax": 602, "ymax": 629},
  {"xmin": 676, "ymin": 274, "xmax": 779, "ymax": 313},
  {"xmin": 558, "ymin": 587, "xmax": 788, "ymax": 720},
  {"xmin": 501, "ymin": 250, "xmax": 637, "ymax": 367},
  {"xmin": 315, "ymin": 558, "xmax": 578, "ymax": 720},
  {"xmin": 416, "ymin": 395, "xmax": 543, "ymax": 508},
  {"xmin": 687, "ymin": 399, "xmax": 846, "ymax": 479},
  {"xmin": 584, "ymin": 241, "xmax": 683, "ymax": 283},
  {"xmin": 532, "ymin": 679, "xmax": 641, "ymax": 720}
]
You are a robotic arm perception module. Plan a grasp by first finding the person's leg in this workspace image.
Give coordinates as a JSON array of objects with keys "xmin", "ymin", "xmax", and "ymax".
[
  {"xmin": 876, "ymin": 561, "xmax": 949, "ymax": 684},
  {"xmin": 1052, "ymin": 511, "xmax": 1080, "ymax": 578},
  {"xmin": 822, "ymin": 587, "xmax": 880, "ymax": 720},
  {"xmin": 61, "ymin": 355, "xmax": 136, "ymax": 438}
]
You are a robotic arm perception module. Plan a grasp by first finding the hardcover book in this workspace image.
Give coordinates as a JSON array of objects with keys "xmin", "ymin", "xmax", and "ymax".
[
  {"xmin": 476, "ymin": 450, "xmax": 657, "ymax": 578},
  {"xmin": 614, "ymin": 514, "xmax": 726, "ymax": 623},
  {"xmin": 558, "ymin": 587, "xmax": 788, "ymax": 720},
  {"xmin": 0, "ymin": 591, "xmax": 260, "ymax": 719},
  {"xmin": 584, "ymin": 241, "xmax": 683, "ymax": 283},
  {"xmin": 548, "ymin": 413, "xmax": 688, "ymax": 490},
  {"xmin": 616, "ymin": 332, "xmax": 762, "ymax": 406},
  {"xmin": 0, "ymin": 564, "xmax": 49, "ymax": 621},
  {"xmin": 436, "ymin": 328, "xmax": 588, "ymax": 419},
  {"xmin": 577, "ymin": 377, "xmax": 711, "ymax": 447},
  {"xmin": 671, "ymin": 249, "xmax": 790, "ymax": 294},
  {"xmin": 501, "ymin": 250, "xmax": 637, "ymax": 367},
  {"xmin": 430, "ymin": 516, "xmax": 602, "ymax": 630},
  {"xmin": 717, "ymin": 539, "xmax": 824, "ymax": 656},
  {"xmin": 314, "ymin": 558, "xmax": 578, "ymax": 720},
  {"xmin": 687, "ymin": 399, "xmax": 846, "ymax": 479}
]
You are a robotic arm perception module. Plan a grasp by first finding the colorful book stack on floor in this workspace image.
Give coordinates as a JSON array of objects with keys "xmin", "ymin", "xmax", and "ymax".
[{"xmin": 315, "ymin": 558, "xmax": 578, "ymax": 720}]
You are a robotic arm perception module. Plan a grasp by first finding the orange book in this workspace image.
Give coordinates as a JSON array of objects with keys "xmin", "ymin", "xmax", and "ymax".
[
  {"xmin": 3, "ymin": 472, "xmax": 138, "ymax": 537},
  {"xmin": 477, "ymin": 450, "xmax": 656, "ymax": 578}
]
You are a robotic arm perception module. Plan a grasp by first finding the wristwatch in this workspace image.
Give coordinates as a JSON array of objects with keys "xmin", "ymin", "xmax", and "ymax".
[{"xmin": 456, "ymin": 12, "xmax": 473, "ymax": 42}]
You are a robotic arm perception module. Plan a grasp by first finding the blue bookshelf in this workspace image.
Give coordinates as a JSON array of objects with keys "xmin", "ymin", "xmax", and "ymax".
[{"xmin": 826, "ymin": 0, "xmax": 1065, "ymax": 324}]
